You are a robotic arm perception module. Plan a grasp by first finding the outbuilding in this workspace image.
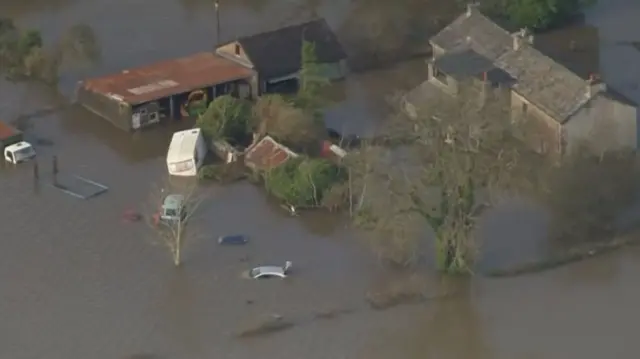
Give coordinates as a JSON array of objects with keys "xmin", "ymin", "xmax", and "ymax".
[
  {"xmin": 216, "ymin": 18, "xmax": 348, "ymax": 95},
  {"xmin": 75, "ymin": 52, "xmax": 256, "ymax": 131}
]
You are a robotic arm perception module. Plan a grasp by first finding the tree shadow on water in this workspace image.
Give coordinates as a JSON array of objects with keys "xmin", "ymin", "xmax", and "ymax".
[
  {"xmin": 155, "ymin": 268, "xmax": 204, "ymax": 357},
  {"xmin": 359, "ymin": 277, "xmax": 493, "ymax": 359},
  {"xmin": 411, "ymin": 278, "xmax": 493, "ymax": 359}
]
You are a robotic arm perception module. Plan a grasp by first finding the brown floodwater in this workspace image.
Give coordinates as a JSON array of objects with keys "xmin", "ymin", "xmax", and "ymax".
[{"xmin": 1, "ymin": 0, "xmax": 640, "ymax": 358}]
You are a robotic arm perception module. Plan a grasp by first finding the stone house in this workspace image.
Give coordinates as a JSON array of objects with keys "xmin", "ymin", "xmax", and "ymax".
[
  {"xmin": 405, "ymin": 4, "xmax": 638, "ymax": 156},
  {"xmin": 215, "ymin": 18, "xmax": 348, "ymax": 96}
]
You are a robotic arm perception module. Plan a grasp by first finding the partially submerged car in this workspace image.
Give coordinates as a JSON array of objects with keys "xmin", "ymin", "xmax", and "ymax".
[
  {"xmin": 154, "ymin": 194, "xmax": 187, "ymax": 224},
  {"xmin": 249, "ymin": 261, "xmax": 292, "ymax": 279},
  {"xmin": 218, "ymin": 234, "xmax": 249, "ymax": 245}
]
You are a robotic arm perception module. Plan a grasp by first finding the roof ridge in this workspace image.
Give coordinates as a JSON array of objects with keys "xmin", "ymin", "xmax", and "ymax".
[
  {"xmin": 467, "ymin": 10, "xmax": 588, "ymax": 85},
  {"xmin": 469, "ymin": 10, "xmax": 512, "ymax": 38},
  {"xmin": 237, "ymin": 18, "xmax": 325, "ymax": 42},
  {"xmin": 516, "ymin": 44, "xmax": 588, "ymax": 85}
]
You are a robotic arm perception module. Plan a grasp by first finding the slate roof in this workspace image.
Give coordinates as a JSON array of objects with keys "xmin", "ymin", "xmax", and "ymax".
[
  {"xmin": 429, "ymin": 6, "xmax": 602, "ymax": 123},
  {"xmin": 494, "ymin": 46, "xmax": 591, "ymax": 122},
  {"xmin": 434, "ymin": 48, "xmax": 514, "ymax": 84},
  {"xmin": 235, "ymin": 18, "xmax": 346, "ymax": 79},
  {"xmin": 430, "ymin": 5, "xmax": 513, "ymax": 60}
]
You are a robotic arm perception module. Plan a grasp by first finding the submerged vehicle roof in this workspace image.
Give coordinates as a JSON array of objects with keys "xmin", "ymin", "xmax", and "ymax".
[
  {"xmin": 163, "ymin": 194, "xmax": 185, "ymax": 209},
  {"xmin": 251, "ymin": 266, "xmax": 285, "ymax": 276},
  {"xmin": 218, "ymin": 234, "xmax": 248, "ymax": 244},
  {"xmin": 5, "ymin": 141, "xmax": 33, "ymax": 152}
]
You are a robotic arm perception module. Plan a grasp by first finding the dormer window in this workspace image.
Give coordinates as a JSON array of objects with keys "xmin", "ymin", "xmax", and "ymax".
[{"xmin": 234, "ymin": 43, "xmax": 240, "ymax": 55}]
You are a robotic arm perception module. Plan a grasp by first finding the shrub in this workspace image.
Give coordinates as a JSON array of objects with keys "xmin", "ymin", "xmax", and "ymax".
[
  {"xmin": 253, "ymin": 94, "xmax": 325, "ymax": 153},
  {"xmin": 483, "ymin": 0, "xmax": 595, "ymax": 30},
  {"xmin": 264, "ymin": 157, "xmax": 345, "ymax": 207},
  {"xmin": 196, "ymin": 95, "xmax": 252, "ymax": 145},
  {"xmin": 198, "ymin": 163, "xmax": 247, "ymax": 182}
]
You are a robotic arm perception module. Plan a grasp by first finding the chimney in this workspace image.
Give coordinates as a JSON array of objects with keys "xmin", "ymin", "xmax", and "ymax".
[
  {"xmin": 587, "ymin": 73, "xmax": 606, "ymax": 97},
  {"xmin": 512, "ymin": 28, "xmax": 533, "ymax": 50},
  {"xmin": 466, "ymin": 2, "xmax": 478, "ymax": 17}
]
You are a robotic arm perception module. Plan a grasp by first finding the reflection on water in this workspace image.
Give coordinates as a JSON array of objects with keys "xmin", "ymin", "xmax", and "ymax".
[
  {"xmin": 586, "ymin": 0, "xmax": 640, "ymax": 103},
  {"xmin": 359, "ymin": 277, "xmax": 492, "ymax": 359},
  {"xmin": 476, "ymin": 199, "xmax": 550, "ymax": 273},
  {"xmin": 158, "ymin": 268, "xmax": 204, "ymax": 357},
  {"xmin": 59, "ymin": 105, "xmax": 190, "ymax": 163}
]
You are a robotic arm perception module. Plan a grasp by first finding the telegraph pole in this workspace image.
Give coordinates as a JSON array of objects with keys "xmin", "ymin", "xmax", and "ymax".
[{"xmin": 215, "ymin": 0, "xmax": 220, "ymax": 47}]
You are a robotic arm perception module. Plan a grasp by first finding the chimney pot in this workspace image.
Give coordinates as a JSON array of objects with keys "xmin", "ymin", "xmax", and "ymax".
[
  {"xmin": 466, "ymin": 2, "xmax": 478, "ymax": 17},
  {"xmin": 586, "ymin": 74, "xmax": 606, "ymax": 97},
  {"xmin": 512, "ymin": 28, "xmax": 533, "ymax": 50}
]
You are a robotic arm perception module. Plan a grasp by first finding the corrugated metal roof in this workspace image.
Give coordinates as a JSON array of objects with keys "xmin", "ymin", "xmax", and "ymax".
[
  {"xmin": 244, "ymin": 135, "xmax": 298, "ymax": 171},
  {"xmin": 80, "ymin": 52, "xmax": 255, "ymax": 105}
]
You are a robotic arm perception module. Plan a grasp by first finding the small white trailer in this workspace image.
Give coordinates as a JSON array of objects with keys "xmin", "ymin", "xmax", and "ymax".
[{"xmin": 166, "ymin": 128, "xmax": 207, "ymax": 177}]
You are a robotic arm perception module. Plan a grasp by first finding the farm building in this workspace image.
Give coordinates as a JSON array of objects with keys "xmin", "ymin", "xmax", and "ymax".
[
  {"xmin": 216, "ymin": 18, "xmax": 347, "ymax": 94},
  {"xmin": 75, "ymin": 52, "xmax": 256, "ymax": 131}
]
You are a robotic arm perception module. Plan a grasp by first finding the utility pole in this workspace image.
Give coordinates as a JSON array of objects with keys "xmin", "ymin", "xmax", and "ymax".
[{"xmin": 215, "ymin": 0, "xmax": 220, "ymax": 47}]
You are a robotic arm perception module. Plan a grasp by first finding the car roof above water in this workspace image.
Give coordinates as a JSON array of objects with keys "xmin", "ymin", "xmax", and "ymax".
[
  {"xmin": 163, "ymin": 194, "xmax": 184, "ymax": 209},
  {"xmin": 252, "ymin": 266, "xmax": 285, "ymax": 275},
  {"xmin": 5, "ymin": 141, "xmax": 33, "ymax": 152},
  {"xmin": 218, "ymin": 234, "xmax": 248, "ymax": 244}
]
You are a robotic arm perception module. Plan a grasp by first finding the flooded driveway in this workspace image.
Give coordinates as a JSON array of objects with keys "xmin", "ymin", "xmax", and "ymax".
[{"xmin": 1, "ymin": 0, "xmax": 640, "ymax": 358}]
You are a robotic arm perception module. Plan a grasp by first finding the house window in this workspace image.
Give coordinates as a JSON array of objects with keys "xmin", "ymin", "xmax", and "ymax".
[
  {"xmin": 234, "ymin": 43, "xmax": 240, "ymax": 56},
  {"xmin": 433, "ymin": 67, "xmax": 448, "ymax": 84},
  {"xmin": 522, "ymin": 103, "xmax": 528, "ymax": 114},
  {"xmin": 539, "ymin": 139, "xmax": 547, "ymax": 153}
]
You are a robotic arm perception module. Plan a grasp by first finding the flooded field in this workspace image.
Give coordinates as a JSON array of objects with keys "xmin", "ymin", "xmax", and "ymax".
[{"xmin": 1, "ymin": 0, "xmax": 640, "ymax": 358}]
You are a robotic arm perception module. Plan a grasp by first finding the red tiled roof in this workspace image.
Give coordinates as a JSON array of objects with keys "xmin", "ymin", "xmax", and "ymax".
[
  {"xmin": 0, "ymin": 121, "xmax": 19, "ymax": 141},
  {"xmin": 81, "ymin": 52, "xmax": 254, "ymax": 105},
  {"xmin": 244, "ymin": 135, "xmax": 298, "ymax": 171}
]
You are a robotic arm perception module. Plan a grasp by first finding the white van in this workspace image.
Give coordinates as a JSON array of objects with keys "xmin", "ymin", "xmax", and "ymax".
[
  {"xmin": 4, "ymin": 141, "xmax": 36, "ymax": 164},
  {"xmin": 166, "ymin": 128, "xmax": 207, "ymax": 177}
]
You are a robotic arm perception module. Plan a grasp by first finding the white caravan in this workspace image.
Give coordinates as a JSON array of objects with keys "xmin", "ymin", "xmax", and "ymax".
[{"xmin": 166, "ymin": 128, "xmax": 207, "ymax": 177}]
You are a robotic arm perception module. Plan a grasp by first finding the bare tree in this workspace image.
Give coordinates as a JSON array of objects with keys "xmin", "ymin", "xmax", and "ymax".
[
  {"xmin": 338, "ymin": 0, "xmax": 460, "ymax": 70},
  {"xmin": 145, "ymin": 177, "xmax": 207, "ymax": 267},
  {"xmin": 253, "ymin": 94, "xmax": 325, "ymax": 152},
  {"xmin": 0, "ymin": 19, "xmax": 99, "ymax": 83},
  {"xmin": 347, "ymin": 82, "xmax": 546, "ymax": 272}
]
